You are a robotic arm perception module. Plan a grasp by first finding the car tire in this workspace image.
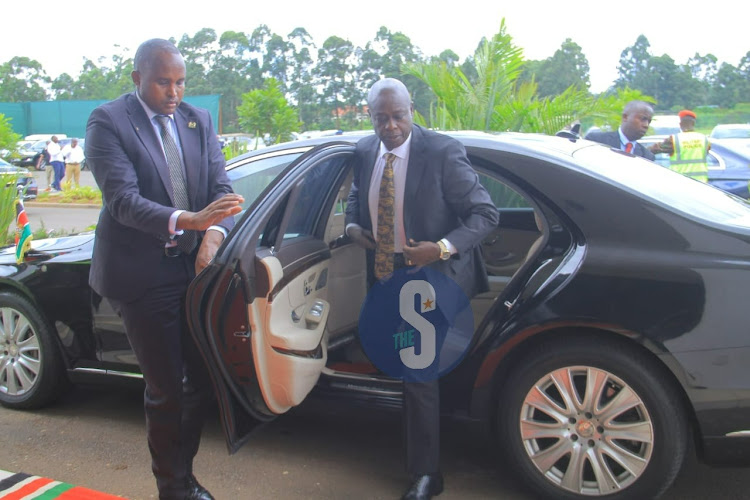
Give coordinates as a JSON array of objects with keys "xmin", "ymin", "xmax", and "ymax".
[
  {"xmin": 497, "ymin": 336, "xmax": 688, "ymax": 499},
  {"xmin": 0, "ymin": 292, "xmax": 66, "ymax": 409}
]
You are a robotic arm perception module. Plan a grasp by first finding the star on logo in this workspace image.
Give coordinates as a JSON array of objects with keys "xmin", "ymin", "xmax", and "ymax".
[{"xmin": 422, "ymin": 298, "xmax": 434, "ymax": 311}]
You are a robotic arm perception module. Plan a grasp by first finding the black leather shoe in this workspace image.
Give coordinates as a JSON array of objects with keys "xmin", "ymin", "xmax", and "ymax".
[
  {"xmin": 186, "ymin": 475, "xmax": 215, "ymax": 500},
  {"xmin": 401, "ymin": 473, "xmax": 444, "ymax": 500}
]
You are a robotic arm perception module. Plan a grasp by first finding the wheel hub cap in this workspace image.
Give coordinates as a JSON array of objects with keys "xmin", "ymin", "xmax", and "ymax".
[{"xmin": 576, "ymin": 420, "xmax": 595, "ymax": 438}]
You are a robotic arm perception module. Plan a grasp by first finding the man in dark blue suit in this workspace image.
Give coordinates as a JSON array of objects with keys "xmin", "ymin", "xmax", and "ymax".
[
  {"xmin": 346, "ymin": 78, "xmax": 498, "ymax": 499},
  {"xmin": 584, "ymin": 100, "xmax": 672, "ymax": 160},
  {"xmin": 85, "ymin": 39, "xmax": 243, "ymax": 500}
]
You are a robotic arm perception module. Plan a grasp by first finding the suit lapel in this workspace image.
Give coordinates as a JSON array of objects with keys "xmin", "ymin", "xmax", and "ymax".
[
  {"xmin": 403, "ymin": 126, "xmax": 428, "ymax": 237},
  {"xmin": 360, "ymin": 134, "xmax": 379, "ymax": 228},
  {"xmin": 126, "ymin": 94, "xmax": 175, "ymax": 203}
]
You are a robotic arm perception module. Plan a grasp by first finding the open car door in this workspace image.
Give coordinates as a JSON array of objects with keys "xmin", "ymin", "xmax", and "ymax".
[{"xmin": 187, "ymin": 144, "xmax": 357, "ymax": 453}]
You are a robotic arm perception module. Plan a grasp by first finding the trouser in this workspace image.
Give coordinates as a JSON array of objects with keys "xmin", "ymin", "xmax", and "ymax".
[
  {"xmin": 110, "ymin": 253, "xmax": 214, "ymax": 499},
  {"xmin": 64, "ymin": 163, "xmax": 81, "ymax": 189},
  {"xmin": 51, "ymin": 161, "xmax": 64, "ymax": 191},
  {"xmin": 45, "ymin": 164, "xmax": 53, "ymax": 189},
  {"xmin": 404, "ymin": 380, "xmax": 441, "ymax": 475}
]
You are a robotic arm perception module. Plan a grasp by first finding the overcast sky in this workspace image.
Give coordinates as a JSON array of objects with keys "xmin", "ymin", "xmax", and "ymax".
[{"xmin": 4, "ymin": 0, "xmax": 746, "ymax": 94}]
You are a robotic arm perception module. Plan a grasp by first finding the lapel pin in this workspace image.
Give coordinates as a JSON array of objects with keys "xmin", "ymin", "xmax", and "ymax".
[{"xmin": 188, "ymin": 121, "xmax": 197, "ymax": 129}]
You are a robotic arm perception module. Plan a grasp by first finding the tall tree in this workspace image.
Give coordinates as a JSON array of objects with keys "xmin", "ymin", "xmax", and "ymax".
[
  {"xmin": 616, "ymin": 35, "xmax": 652, "ymax": 90},
  {"xmin": 177, "ymin": 28, "xmax": 219, "ymax": 96},
  {"xmin": 286, "ymin": 28, "xmax": 318, "ymax": 129},
  {"xmin": 535, "ymin": 38, "xmax": 591, "ymax": 97},
  {"xmin": 0, "ymin": 57, "xmax": 49, "ymax": 102},
  {"xmin": 315, "ymin": 36, "xmax": 354, "ymax": 129}
]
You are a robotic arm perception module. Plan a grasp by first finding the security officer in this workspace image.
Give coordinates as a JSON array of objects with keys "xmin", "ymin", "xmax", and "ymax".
[{"xmin": 669, "ymin": 109, "xmax": 709, "ymax": 182}]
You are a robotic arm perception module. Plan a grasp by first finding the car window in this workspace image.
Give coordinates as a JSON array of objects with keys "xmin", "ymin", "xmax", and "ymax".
[
  {"xmin": 226, "ymin": 152, "xmax": 304, "ymax": 220},
  {"xmin": 282, "ymin": 156, "xmax": 350, "ymax": 242},
  {"xmin": 477, "ymin": 171, "xmax": 530, "ymax": 208}
]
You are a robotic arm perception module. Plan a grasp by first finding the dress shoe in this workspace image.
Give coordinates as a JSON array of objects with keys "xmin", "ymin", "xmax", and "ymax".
[
  {"xmin": 401, "ymin": 473, "xmax": 444, "ymax": 500},
  {"xmin": 186, "ymin": 474, "xmax": 215, "ymax": 500}
]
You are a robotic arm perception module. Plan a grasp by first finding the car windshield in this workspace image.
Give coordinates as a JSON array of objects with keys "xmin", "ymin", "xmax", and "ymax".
[
  {"xmin": 575, "ymin": 146, "xmax": 750, "ymax": 228},
  {"xmin": 711, "ymin": 126, "xmax": 750, "ymax": 139}
]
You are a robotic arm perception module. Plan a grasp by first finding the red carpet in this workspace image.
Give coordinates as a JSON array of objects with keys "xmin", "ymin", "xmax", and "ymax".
[{"xmin": 0, "ymin": 470, "xmax": 125, "ymax": 499}]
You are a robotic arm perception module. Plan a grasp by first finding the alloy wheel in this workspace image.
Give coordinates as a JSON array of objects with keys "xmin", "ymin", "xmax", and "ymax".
[
  {"xmin": 0, "ymin": 306, "xmax": 42, "ymax": 397},
  {"xmin": 519, "ymin": 365, "xmax": 654, "ymax": 496}
]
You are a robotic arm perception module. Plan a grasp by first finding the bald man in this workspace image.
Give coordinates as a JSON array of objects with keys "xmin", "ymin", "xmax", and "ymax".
[
  {"xmin": 346, "ymin": 78, "xmax": 498, "ymax": 499},
  {"xmin": 585, "ymin": 100, "xmax": 673, "ymax": 160}
]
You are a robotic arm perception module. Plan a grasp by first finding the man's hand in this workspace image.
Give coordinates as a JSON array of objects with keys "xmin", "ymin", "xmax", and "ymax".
[
  {"xmin": 403, "ymin": 239, "xmax": 441, "ymax": 267},
  {"xmin": 348, "ymin": 225, "xmax": 376, "ymax": 249},
  {"xmin": 195, "ymin": 229, "xmax": 224, "ymax": 274},
  {"xmin": 177, "ymin": 194, "xmax": 244, "ymax": 231}
]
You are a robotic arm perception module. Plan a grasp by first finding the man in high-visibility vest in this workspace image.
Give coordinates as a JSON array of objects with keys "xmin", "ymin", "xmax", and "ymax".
[{"xmin": 669, "ymin": 109, "xmax": 710, "ymax": 182}]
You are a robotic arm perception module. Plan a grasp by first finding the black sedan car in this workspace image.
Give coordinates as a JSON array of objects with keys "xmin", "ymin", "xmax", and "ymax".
[
  {"xmin": 1, "ymin": 132, "xmax": 750, "ymax": 499},
  {"xmin": 0, "ymin": 158, "xmax": 38, "ymax": 200}
]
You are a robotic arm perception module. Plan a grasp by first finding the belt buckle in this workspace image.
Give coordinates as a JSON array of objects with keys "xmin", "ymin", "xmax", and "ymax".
[{"xmin": 164, "ymin": 246, "xmax": 182, "ymax": 258}]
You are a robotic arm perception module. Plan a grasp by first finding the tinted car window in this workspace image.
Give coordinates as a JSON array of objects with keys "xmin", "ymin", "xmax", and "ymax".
[
  {"xmin": 283, "ymin": 156, "xmax": 349, "ymax": 241},
  {"xmin": 478, "ymin": 171, "xmax": 530, "ymax": 208},
  {"xmin": 226, "ymin": 152, "xmax": 304, "ymax": 220}
]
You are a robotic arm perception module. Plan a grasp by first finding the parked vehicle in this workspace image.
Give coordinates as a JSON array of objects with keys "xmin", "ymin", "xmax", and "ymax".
[
  {"xmin": 0, "ymin": 158, "xmax": 38, "ymax": 200},
  {"xmin": 1, "ymin": 132, "xmax": 750, "ymax": 499},
  {"xmin": 710, "ymin": 123, "xmax": 750, "ymax": 140}
]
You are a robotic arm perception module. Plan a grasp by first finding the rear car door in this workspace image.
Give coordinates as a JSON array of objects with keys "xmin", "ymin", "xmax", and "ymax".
[{"xmin": 186, "ymin": 143, "xmax": 356, "ymax": 452}]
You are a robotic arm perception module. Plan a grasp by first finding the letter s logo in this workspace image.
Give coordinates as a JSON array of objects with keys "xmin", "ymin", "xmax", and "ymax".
[{"xmin": 398, "ymin": 280, "xmax": 436, "ymax": 370}]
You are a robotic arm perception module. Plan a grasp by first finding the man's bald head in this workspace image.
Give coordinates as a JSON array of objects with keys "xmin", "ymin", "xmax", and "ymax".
[
  {"xmin": 133, "ymin": 39, "xmax": 182, "ymax": 73},
  {"xmin": 367, "ymin": 78, "xmax": 414, "ymax": 151}
]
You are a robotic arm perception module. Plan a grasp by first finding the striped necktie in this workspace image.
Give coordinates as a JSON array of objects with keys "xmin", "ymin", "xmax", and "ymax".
[
  {"xmin": 374, "ymin": 153, "xmax": 396, "ymax": 280},
  {"xmin": 156, "ymin": 115, "xmax": 196, "ymax": 254}
]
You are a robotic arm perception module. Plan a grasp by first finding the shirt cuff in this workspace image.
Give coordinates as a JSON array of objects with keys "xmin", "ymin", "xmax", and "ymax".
[
  {"xmin": 207, "ymin": 225, "xmax": 228, "ymax": 238},
  {"xmin": 441, "ymin": 238, "xmax": 457, "ymax": 255},
  {"xmin": 169, "ymin": 210, "xmax": 185, "ymax": 237},
  {"xmin": 345, "ymin": 223, "xmax": 361, "ymax": 237}
]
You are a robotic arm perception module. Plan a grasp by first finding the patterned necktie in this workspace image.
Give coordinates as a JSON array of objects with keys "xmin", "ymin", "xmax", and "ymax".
[
  {"xmin": 374, "ymin": 153, "xmax": 396, "ymax": 280},
  {"xmin": 156, "ymin": 115, "xmax": 196, "ymax": 254},
  {"xmin": 625, "ymin": 142, "xmax": 633, "ymax": 154}
]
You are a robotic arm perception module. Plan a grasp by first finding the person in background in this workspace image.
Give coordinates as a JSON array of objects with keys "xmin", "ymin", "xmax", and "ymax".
[
  {"xmin": 585, "ymin": 100, "xmax": 673, "ymax": 160},
  {"xmin": 37, "ymin": 141, "xmax": 52, "ymax": 191},
  {"xmin": 85, "ymin": 38, "xmax": 243, "ymax": 500},
  {"xmin": 61, "ymin": 138, "xmax": 84, "ymax": 189},
  {"xmin": 668, "ymin": 109, "xmax": 709, "ymax": 182},
  {"xmin": 46, "ymin": 137, "xmax": 65, "ymax": 191}
]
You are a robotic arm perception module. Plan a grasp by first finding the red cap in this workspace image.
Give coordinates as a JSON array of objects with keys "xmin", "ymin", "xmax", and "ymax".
[{"xmin": 678, "ymin": 109, "xmax": 697, "ymax": 119}]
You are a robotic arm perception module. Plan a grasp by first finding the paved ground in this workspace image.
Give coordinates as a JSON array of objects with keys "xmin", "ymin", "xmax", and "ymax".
[{"xmin": 1, "ymin": 383, "xmax": 748, "ymax": 500}]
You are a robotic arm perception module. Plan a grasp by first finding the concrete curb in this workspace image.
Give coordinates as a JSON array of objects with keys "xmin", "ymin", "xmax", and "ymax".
[{"xmin": 25, "ymin": 202, "xmax": 102, "ymax": 209}]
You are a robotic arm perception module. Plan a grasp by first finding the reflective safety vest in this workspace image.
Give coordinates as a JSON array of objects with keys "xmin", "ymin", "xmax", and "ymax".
[{"xmin": 669, "ymin": 132, "xmax": 709, "ymax": 183}]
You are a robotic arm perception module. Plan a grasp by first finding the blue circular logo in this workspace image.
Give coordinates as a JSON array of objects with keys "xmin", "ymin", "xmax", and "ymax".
[{"xmin": 358, "ymin": 267, "xmax": 474, "ymax": 382}]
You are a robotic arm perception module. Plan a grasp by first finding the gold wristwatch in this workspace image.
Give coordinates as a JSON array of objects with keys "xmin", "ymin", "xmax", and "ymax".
[{"xmin": 436, "ymin": 240, "xmax": 451, "ymax": 261}]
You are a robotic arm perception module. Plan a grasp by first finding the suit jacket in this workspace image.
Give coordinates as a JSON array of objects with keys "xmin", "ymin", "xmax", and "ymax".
[
  {"xmin": 584, "ymin": 130, "xmax": 655, "ymax": 161},
  {"xmin": 345, "ymin": 125, "xmax": 499, "ymax": 298},
  {"xmin": 85, "ymin": 92, "xmax": 235, "ymax": 301}
]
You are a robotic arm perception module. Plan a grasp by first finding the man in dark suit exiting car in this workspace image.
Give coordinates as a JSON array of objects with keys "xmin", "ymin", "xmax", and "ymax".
[{"xmin": 345, "ymin": 78, "xmax": 498, "ymax": 499}]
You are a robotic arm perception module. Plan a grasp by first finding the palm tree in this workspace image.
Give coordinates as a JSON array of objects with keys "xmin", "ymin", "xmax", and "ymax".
[{"xmin": 404, "ymin": 20, "xmax": 611, "ymax": 136}]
